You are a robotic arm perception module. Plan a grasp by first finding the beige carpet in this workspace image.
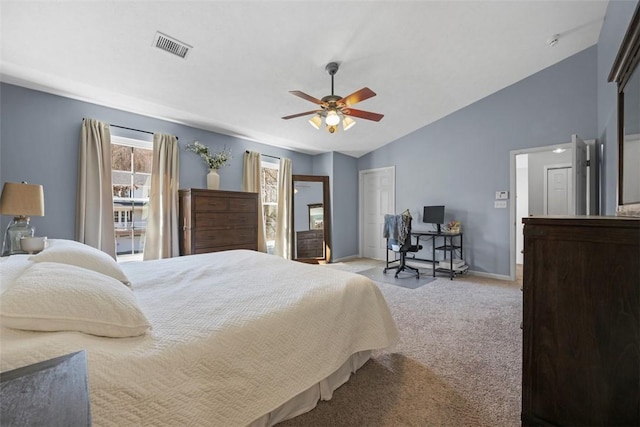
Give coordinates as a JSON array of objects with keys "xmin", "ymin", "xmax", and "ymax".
[{"xmin": 280, "ymin": 259, "xmax": 522, "ymax": 426}]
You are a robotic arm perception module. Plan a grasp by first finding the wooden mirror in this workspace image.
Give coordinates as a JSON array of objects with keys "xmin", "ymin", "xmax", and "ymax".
[
  {"xmin": 291, "ymin": 175, "xmax": 331, "ymax": 263},
  {"xmin": 609, "ymin": 3, "xmax": 640, "ymax": 216}
]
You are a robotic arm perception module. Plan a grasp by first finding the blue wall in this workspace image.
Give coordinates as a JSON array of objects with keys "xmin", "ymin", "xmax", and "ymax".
[
  {"xmin": 1, "ymin": 0, "xmax": 635, "ymax": 275},
  {"xmin": 306, "ymin": 152, "xmax": 359, "ymax": 261},
  {"xmin": 0, "ymin": 83, "xmax": 314, "ymax": 239},
  {"xmin": 597, "ymin": 0, "xmax": 638, "ymax": 214},
  {"xmin": 330, "ymin": 152, "xmax": 359, "ymax": 260},
  {"xmin": 358, "ymin": 46, "xmax": 598, "ymax": 277}
]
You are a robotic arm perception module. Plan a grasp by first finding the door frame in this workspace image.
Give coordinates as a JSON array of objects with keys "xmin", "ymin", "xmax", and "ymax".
[
  {"xmin": 509, "ymin": 143, "xmax": 571, "ymax": 281},
  {"xmin": 509, "ymin": 138, "xmax": 596, "ymax": 281},
  {"xmin": 358, "ymin": 166, "xmax": 395, "ymax": 258}
]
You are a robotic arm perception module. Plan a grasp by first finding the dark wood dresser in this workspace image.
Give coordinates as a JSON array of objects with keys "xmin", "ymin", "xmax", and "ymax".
[
  {"xmin": 522, "ymin": 216, "xmax": 639, "ymax": 426},
  {"xmin": 178, "ymin": 189, "xmax": 258, "ymax": 255},
  {"xmin": 296, "ymin": 229, "xmax": 324, "ymax": 258}
]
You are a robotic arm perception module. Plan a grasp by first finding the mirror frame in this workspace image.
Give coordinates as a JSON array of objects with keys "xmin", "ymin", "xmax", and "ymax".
[
  {"xmin": 291, "ymin": 175, "xmax": 331, "ymax": 263},
  {"xmin": 609, "ymin": 2, "xmax": 640, "ymax": 216}
]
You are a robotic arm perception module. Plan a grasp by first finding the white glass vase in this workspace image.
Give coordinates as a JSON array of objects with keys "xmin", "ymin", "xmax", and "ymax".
[{"xmin": 207, "ymin": 169, "xmax": 220, "ymax": 190}]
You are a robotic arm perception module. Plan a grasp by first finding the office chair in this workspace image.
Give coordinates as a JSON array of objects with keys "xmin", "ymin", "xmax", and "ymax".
[{"xmin": 383, "ymin": 211, "xmax": 423, "ymax": 279}]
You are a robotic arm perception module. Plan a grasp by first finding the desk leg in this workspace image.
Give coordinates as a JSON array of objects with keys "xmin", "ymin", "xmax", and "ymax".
[
  {"xmin": 432, "ymin": 236, "xmax": 436, "ymax": 277},
  {"xmin": 449, "ymin": 236, "xmax": 454, "ymax": 280}
]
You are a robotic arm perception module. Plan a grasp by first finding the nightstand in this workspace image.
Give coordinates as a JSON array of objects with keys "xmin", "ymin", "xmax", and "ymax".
[{"xmin": 1, "ymin": 350, "xmax": 91, "ymax": 426}]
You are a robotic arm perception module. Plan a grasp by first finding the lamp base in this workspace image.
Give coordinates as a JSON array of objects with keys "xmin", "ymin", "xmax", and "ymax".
[{"xmin": 2, "ymin": 216, "xmax": 35, "ymax": 256}]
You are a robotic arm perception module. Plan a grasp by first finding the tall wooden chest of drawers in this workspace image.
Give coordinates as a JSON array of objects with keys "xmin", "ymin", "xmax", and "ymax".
[
  {"xmin": 178, "ymin": 189, "xmax": 258, "ymax": 255},
  {"xmin": 522, "ymin": 216, "xmax": 639, "ymax": 426}
]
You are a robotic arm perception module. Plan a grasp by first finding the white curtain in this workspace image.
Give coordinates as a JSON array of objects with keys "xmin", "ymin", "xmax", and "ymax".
[
  {"xmin": 75, "ymin": 118, "xmax": 116, "ymax": 258},
  {"xmin": 143, "ymin": 133, "xmax": 180, "ymax": 260},
  {"xmin": 242, "ymin": 151, "xmax": 267, "ymax": 253},
  {"xmin": 274, "ymin": 157, "xmax": 292, "ymax": 259}
]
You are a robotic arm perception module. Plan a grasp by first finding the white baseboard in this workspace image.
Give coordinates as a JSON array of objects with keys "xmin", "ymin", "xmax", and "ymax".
[
  {"xmin": 467, "ymin": 270, "xmax": 512, "ymax": 281},
  {"xmin": 331, "ymin": 254, "xmax": 361, "ymax": 263}
]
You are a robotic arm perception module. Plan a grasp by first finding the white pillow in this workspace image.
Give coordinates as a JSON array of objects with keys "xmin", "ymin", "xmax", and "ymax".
[
  {"xmin": 0, "ymin": 262, "xmax": 151, "ymax": 338},
  {"xmin": 0, "ymin": 254, "xmax": 33, "ymax": 294},
  {"xmin": 29, "ymin": 239, "xmax": 131, "ymax": 287}
]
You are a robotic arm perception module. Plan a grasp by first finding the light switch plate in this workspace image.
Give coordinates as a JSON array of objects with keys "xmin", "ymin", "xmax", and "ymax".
[
  {"xmin": 495, "ymin": 200, "xmax": 507, "ymax": 208},
  {"xmin": 495, "ymin": 191, "xmax": 509, "ymax": 200}
]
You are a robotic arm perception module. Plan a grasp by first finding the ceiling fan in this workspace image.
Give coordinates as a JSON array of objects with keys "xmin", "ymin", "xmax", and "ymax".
[{"xmin": 282, "ymin": 62, "xmax": 384, "ymax": 133}]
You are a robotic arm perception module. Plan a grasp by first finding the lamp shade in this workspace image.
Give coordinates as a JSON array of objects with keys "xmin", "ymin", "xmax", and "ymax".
[
  {"xmin": 0, "ymin": 182, "xmax": 45, "ymax": 217},
  {"xmin": 309, "ymin": 115, "xmax": 322, "ymax": 130},
  {"xmin": 342, "ymin": 116, "xmax": 356, "ymax": 131}
]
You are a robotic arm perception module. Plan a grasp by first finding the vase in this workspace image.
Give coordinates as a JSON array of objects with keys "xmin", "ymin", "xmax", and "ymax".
[{"xmin": 207, "ymin": 170, "xmax": 220, "ymax": 190}]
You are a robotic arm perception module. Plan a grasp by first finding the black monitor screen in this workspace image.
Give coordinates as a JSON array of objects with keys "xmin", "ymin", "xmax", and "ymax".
[{"xmin": 423, "ymin": 205, "xmax": 445, "ymax": 231}]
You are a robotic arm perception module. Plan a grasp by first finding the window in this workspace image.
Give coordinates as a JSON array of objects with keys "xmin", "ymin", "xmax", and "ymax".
[
  {"xmin": 261, "ymin": 161, "xmax": 279, "ymax": 254},
  {"xmin": 111, "ymin": 136, "xmax": 153, "ymax": 261}
]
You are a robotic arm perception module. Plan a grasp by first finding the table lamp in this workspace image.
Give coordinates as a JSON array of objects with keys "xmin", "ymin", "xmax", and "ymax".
[{"xmin": 0, "ymin": 182, "xmax": 45, "ymax": 256}]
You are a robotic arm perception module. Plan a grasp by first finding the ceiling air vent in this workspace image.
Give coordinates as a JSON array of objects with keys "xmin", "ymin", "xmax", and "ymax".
[{"xmin": 153, "ymin": 32, "xmax": 192, "ymax": 59}]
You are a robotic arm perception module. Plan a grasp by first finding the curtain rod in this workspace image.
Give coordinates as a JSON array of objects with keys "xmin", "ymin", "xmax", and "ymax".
[
  {"xmin": 246, "ymin": 150, "xmax": 280, "ymax": 160},
  {"xmin": 110, "ymin": 123, "xmax": 179, "ymax": 140},
  {"xmin": 110, "ymin": 124, "xmax": 154, "ymax": 135},
  {"xmin": 82, "ymin": 119, "xmax": 178, "ymax": 140}
]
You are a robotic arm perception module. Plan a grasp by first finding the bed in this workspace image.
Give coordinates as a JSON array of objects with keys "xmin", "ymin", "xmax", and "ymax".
[{"xmin": 0, "ymin": 240, "xmax": 399, "ymax": 426}]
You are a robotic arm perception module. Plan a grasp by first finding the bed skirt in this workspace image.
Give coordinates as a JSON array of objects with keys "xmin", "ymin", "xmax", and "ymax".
[{"xmin": 249, "ymin": 350, "xmax": 372, "ymax": 426}]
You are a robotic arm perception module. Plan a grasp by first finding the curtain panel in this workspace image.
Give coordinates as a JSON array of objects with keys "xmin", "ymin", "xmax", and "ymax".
[
  {"xmin": 242, "ymin": 151, "xmax": 267, "ymax": 253},
  {"xmin": 75, "ymin": 118, "xmax": 116, "ymax": 258},
  {"xmin": 144, "ymin": 133, "xmax": 180, "ymax": 260},
  {"xmin": 274, "ymin": 157, "xmax": 292, "ymax": 259}
]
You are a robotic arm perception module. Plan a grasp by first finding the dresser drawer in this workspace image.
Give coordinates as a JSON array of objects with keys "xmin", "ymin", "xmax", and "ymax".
[
  {"xmin": 194, "ymin": 212, "xmax": 255, "ymax": 228},
  {"xmin": 229, "ymin": 198, "xmax": 257, "ymax": 212},
  {"xmin": 297, "ymin": 230, "xmax": 323, "ymax": 240},
  {"xmin": 194, "ymin": 195, "xmax": 257, "ymax": 213},
  {"xmin": 195, "ymin": 228, "xmax": 257, "ymax": 249},
  {"xmin": 194, "ymin": 196, "xmax": 229, "ymax": 212},
  {"xmin": 194, "ymin": 243, "xmax": 258, "ymax": 254}
]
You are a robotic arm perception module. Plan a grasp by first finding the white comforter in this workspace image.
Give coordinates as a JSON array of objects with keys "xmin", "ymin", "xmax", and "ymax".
[{"xmin": 0, "ymin": 250, "xmax": 398, "ymax": 426}]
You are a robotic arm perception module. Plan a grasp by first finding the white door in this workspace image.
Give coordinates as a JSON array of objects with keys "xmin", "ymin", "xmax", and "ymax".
[
  {"xmin": 360, "ymin": 167, "xmax": 395, "ymax": 260},
  {"xmin": 545, "ymin": 167, "xmax": 571, "ymax": 214},
  {"xmin": 572, "ymin": 134, "xmax": 587, "ymax": 215}
]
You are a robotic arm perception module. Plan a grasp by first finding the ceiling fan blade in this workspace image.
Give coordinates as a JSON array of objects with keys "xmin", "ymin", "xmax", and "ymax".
[
  {"xmin": 282, "ymin": 110, "xmax": 320, "ymax": 120},
  {"xmin": 339, "ymin": 87, "xmax": 377, "ymax": 107},
  {"xmin": 343, "ymin": 108, "xmax": 384, "ymax": 122},
  {"xmin": 289, "ymin": 90, "xmax": 324, "ymax": 105}
]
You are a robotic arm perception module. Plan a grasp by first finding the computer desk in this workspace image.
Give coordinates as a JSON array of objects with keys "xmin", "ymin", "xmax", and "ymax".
[{"xmin": 410, "ymin": 230, "xmax": 465, "ymax": 280}]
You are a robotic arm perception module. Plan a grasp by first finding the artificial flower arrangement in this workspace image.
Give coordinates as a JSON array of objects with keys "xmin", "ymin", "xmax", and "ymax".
[
  {"xmin": 185, "ymin": 141, "xmax": 232, "ymax": 170},
  {"xmin": 446, "ymin": 220, "xmax": 461, "ymax": 233}
]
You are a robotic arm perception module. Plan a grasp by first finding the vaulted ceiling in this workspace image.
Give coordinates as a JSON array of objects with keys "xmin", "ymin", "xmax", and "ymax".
[{"xmin": 0, "ymin": 1, "xmax": 609, "ymax": 157}]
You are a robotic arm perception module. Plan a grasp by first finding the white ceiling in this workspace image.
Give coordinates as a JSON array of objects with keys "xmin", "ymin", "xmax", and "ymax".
[{"xmin": 0, "ymin": 1, "xmax": 608, "ymax": 157}]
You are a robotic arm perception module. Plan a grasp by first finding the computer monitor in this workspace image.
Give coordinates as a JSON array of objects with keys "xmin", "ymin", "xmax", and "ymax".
[{"xmin": 423, "ymin": 205, "xmax": 445, "ymax": 234}]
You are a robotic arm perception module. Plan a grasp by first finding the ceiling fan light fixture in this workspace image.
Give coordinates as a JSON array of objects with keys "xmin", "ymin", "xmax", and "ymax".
[
  {"xmin": 326, "ymin": 110, "xmax": 340, "ymax": 126},
  {"xmin": 283, "ymin": 61, "xmax": 382, "ymax": 130},
  {"xmin": 309, "ymin": 115, "xmax": 322, "ymax": 129},
  {"xmin": 342, "ymin": 116, "xmax": 356, "ymax": 131}
]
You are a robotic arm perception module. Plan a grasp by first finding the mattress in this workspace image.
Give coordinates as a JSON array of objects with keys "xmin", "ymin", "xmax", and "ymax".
[{"xmin": 0, "ymin": 249, "xmax": 398, "ymax": 426}]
